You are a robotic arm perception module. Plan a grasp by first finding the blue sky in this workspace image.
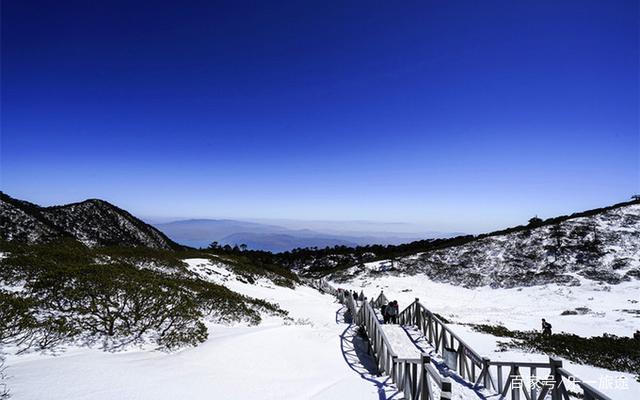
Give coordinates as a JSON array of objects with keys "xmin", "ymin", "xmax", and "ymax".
[{"xmin": 2, "ymin": 1, "xmax": 638, "ymax": 233}]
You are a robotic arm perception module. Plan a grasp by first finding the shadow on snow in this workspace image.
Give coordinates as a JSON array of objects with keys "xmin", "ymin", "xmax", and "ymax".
[{"xmin": 336, "ymin": 304, "xmax": 402, "ymax": 400}]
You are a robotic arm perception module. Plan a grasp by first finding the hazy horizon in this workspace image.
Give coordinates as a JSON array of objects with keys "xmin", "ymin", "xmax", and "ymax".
[{"xmin": 2, "ymin": 190, "xmax": 636, "ymax": 236}]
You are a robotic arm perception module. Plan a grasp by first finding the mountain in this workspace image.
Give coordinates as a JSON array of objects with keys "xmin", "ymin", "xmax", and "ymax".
[
  {"xmin": 153, "ymin": 219, "xmax": 294, "ymax": 249},
  {"xmin": 0, "ymin": 192, "xmax": 181, "ymax": 250},
  {"xmin": 305, "ymin": 199, "xmax": 640, "ymax": 288},
  {"xmin": 153, "ymin": 218, "xmax": 454, "ymax": 251},
  {"xmin": 401, "ymin": 201, "xmax": 640, "ymax": 287}
]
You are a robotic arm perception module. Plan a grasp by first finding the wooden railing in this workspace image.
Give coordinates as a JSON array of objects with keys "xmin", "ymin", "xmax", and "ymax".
[
  {"xmin": 556, "ymin": 366, "xmax": 613, "ymax": 400},
  {"xmin": 319, "ymin": 280, "xmax": 613, "ymax": 400},
  {"xmin": 398, "ymin": 297, "xmax": 613, "ymax": 400},
  {"xmin": 400, "ymin": 300, "xmax": 486, "ymax": 384},
  {"xmin": 482, "ymin": 358, "xmax": 613, "ymax": 400},
  {"xmin": 322, "ymin": 280, "xmax": 452, "ymax": 400}
]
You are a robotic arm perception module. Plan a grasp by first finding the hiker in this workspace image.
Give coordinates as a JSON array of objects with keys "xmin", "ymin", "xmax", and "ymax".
[
  {"xmin": 541, "ymin": 318, "xmax": 552, "ymax": 336},
  {"xmin": 381, "ymin": 303, "xmax": 389, "ymax": 324},
  {"xmin": 353, "ymin": 291, "xmax": 359, "ymax": 301},
  {"xmin": 634, "ymin": 330, "xmax": 640, "ymax": 341},
  {"xmin": 388, "ymin": 300, "xmax": 399, "ymax": 324},
  {"xmin": 393, "ymin": 301, "xmax": 400, "ymax": 323}
]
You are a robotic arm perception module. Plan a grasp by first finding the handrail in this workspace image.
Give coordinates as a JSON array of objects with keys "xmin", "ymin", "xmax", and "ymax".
[
  {"xmin": 319, "ymin": 279, "xmax": 614, "ymax": 400},
  {"xmin": 558, "ymin": 367, "xmax": 612, "ymax": 400},
  {"xmin": 364, "ymin": 300, "xmax": 398, "ymax": 358},
  {"xmin": 397, "ymin": 293, "xmax": 613, "ymax": 400},
  {"xmin": 413, "ymin": 302, "xmax": 484, "ymax": 364},
  {"xmin": 320, "ymin": 279, "xmax": 451, "ymax": 400}
]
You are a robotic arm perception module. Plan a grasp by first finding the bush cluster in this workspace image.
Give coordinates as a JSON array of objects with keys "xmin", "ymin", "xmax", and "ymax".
[
  {"xmin": 0, "ymin": 240, "xmax": 287, "ymax": 353},
  {"xmin": 472, "ymin": 324, "xmax": 640, "ymax": 377}
]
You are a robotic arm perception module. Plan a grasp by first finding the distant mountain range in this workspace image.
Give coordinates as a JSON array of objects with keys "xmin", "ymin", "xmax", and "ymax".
[
  {"xmin": 0, "ymin": 193, "xmax": 459, "ymax": 252},
  {"xmin": 152, "ymin": 219, "xmax": 460, "ymax": 252},
  {"xmin": 0, "ymin": 192, "xmax": 181, "ymax": 250},
  {"xmin": 2, "ymin": 192, "xmax": 639, "ymax": 288}
]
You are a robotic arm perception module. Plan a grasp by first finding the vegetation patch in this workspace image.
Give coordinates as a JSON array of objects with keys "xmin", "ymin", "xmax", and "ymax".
[
  {"xmin": 204, "ymin": 251, "xmax": 299, "ymax": 289},
  {"xmin": 0, "ymin": 240, "xmax": 287, "ymax": 354},
  {"xmin": 471, "ymin": 324, "xmax": 640, "ymax": 377}
]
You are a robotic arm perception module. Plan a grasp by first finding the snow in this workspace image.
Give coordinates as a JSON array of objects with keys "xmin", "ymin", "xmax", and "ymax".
[
  {"xmin": 2, "ymin": 259, "xmax": 393, "ymax": 400},
  {"xmin": 4, "ymin": 257, "xmax": 638, "ymax": 399},
  {"xmin": 381, "ymin": 325, "xmax": 421, "ymax": 360},
  {"xmin": 340, "ymin": 203, "xmax": 640, "ymax": 290},
  {"xmin": 334, "ymin": 273, "xmax": 640, "ymax": 399},
  {"xmin": 7, "ymin": 322, "xmax": 366, "ymax": 400}
]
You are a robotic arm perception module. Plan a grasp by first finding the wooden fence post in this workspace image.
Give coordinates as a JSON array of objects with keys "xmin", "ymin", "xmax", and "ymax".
[
  {"xmin": 550, "ymin": 357, "xmax": 563, "ymax": 400},
  {"xmin": 481, "ymin": 357, "xmax": 491, "ymax": 389},
  {"xmin": 440, "ymin": 379, "xmax": 452, "ymax": 400},
  {"xmin": 421, "ymin": 354, "xmax": 431, "ymax": 400},
  {"xmin": 512, "ymin": 366, "xmax": 520, "ymax": 400}
]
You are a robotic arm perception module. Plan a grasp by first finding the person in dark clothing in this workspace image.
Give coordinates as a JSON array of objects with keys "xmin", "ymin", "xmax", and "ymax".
[
  {"xmin": 353, "ymin": 291, "xmax": 358, "ymax": 301},
  {"xmin": 388, "ymin": 301, "xmax": 399, "ymax": 324},
  {"xmin": 541, "ymin": 318, "xmax": 552, "ymax": 336},
  {"xmin": 381, "ymin": 303, "xmax": 389, "ymax": 324},
  {"xmin": 394, "ymin": 301, "xmax": 400, "ymax": 323},
  {"xmin": 634, "ymin": 330, "xmax": 640, "ymax": 341}
]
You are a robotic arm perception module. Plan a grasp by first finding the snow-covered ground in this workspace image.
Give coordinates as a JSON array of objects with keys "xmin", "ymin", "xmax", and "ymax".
[
  {"xmin": 2, "ymin": 259, "xmax": 387, "ymax": 400},
  {"xmin": 334, "ymin": 273, "xmax": 640, "ymax": 399},
  {"xmin": 4, "ymin": 258, "xmax": 638, "ymax": 399}
]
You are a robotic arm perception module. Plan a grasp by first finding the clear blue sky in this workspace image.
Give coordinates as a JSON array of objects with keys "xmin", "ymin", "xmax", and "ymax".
[{"xmin": 2, "ymin": 1, "xmax": 638, "ymax": 233}]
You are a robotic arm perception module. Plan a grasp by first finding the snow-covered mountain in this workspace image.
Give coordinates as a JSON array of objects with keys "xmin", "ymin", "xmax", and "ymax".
[
  {"xmin": 0, "ymin": 193, "xmax": 180, "ymax": 250},
  {"xmin": 333, "ymin": 201, "xmax": 640, "ymax": 288}
]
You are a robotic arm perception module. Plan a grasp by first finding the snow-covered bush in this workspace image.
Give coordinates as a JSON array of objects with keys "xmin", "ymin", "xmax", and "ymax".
[
  {"xmin": 472, "ymin": 324, "xmax": 640, "ymax": 377},
  {"xmin": 0, "ymin": 241, "xmax": 286, "ymax": 352}
]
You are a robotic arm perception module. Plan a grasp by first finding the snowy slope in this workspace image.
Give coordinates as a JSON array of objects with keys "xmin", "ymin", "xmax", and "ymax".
[
  {"xmin": 337, "ymin": 203, "xmax": 640, "ymax": 288},
  {"xmin": 5, "ymin": 257, "xmax": 637, "ymax": 399},
  {"xmin": 2, "ymin": 259, "xmax": 386, "ymax": 400},
  {"xmin": 334, "ymin": 273, "xmax": 640, "ymax": 399}
]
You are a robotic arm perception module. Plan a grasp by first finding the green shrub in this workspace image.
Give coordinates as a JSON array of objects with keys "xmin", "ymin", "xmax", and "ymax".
[
  {"xmin": 0, "ymin": 241, "xmax": 287, "ymax": 352},
  {"xmin": 471, "ymin": 324, "xmax": 640, "ymax": 376}
]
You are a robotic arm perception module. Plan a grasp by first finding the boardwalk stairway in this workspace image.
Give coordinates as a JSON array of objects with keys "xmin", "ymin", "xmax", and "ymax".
[{"xmin": 316, "ymin": 279, "xmax": 614, "ymax": 400}]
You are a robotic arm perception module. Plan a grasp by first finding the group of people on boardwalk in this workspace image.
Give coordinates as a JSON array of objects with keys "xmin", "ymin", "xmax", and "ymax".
[
  {"xmin": 381, "ymin": 301, "xmax": 399, "ymax": 324},
  {"xmin": 335, "ymin": 284, "xmax": 558, "ymax": 336},
  {"xmin": 338, "ymin": 288, "xmax": 364, "ymax": 303},
  {"xmin": 335, "ymin": 287, "xmax": 400, "ymax": 324}
]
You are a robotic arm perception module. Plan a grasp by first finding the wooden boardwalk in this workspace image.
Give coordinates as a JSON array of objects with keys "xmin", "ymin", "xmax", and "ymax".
[
  {"xmin": 381, "ymin": 324, "xmax": 421, "ymax": 360},
  {"xmin": 317, "ymin": 279, "xmax": 614, "ymax": 400}
]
